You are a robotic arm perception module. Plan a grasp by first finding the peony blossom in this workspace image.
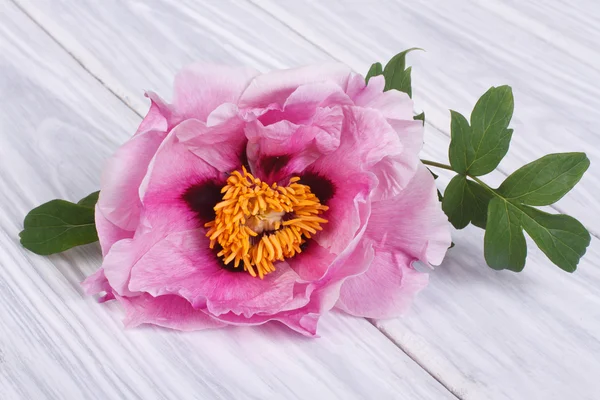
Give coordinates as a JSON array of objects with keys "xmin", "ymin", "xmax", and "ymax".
[{"xmin": 82, "ymin": 63, "xmax": 451, "ymax": 336}]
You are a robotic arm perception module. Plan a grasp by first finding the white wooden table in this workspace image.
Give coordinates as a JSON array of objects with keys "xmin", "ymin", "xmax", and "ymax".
[{"xmin": 1, "ymin": 1, "xmax": 599, "ymax": 399}]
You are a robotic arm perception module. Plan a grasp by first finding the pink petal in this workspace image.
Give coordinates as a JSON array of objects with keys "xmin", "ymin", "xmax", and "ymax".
[
  {"xmin": 336, "ymin": 163, "xmax": 451, "ymax": 319},
  {"xmin": 366, "ymin": 163, "xmax": 452, "ymax": 265},
  {"xmin": 346, "ymin": 74, "xmax": 385, "ymax": 106},
  {"xmin": 95, "ymin": 205, "xmax": 133, "ymax": 256},
  {"xmin": 213, "ymin": 309, "xmax": 321, "ymax": 337},
  {"xmin": 176, "ymin": 108, "xmax": 247, "ymax": 173},
  {"xmin": 173, "ymin": 64, "xmax": 259, "ymax": 122},
  {"xmin": 245, "ymin": 107, "xmax": 343, "ymax": 183},
  {"xmin": 259, "ymin": 81, "xmax": 353, "ymax": 126},
  {"xmin": 287, "ymin": 241, "xmax": 336, "ymax": 281},
  {"xmin": 81, "ymin": 268, "xmax": 114, "ymax": 302},
  {"xmin": 98, "ymin": 129, "xmax": 166, "ymax": 233},
  {"xmin": 336, "ymin": 251, "xmax": 428, "ymax": 319},
  {"xmin": 371, "ymin": 119, "xmax": 424, "ymax": 200},
  {"xmin": 364, "ymin": 90, "xmax": 414, "ymax": 121},
  {"xmin": 126, "ymin": 229, "xmax": 299, "ymax": 318},
  {"xmin": 101, "ymin": 238, "xmax": 141, "ymax": 297},
  {"xmin": 140, "ymin": 129, "xmax": 223, "ymax": 234},
  {"xmin": 239, "ymin": 63, "xmax": 352, "ymax": 109},
  {"xmin": 116, "ymin": 293, "xmax": 226, "ymax": 331},
  {"xmin": 311, "ymin": 172, "xmax": 376, "ymax": 254},
  {"xmin": 137, "ymin": 92, "xmax": 171, "ymax": 134}
]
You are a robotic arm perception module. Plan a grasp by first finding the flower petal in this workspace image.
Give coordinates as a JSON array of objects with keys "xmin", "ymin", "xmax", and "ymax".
[
  {"xmin": 117, "ymin": 293, "xmax": 227, "ymax": 331},
  {"xmin": 336, "ymin": 163, "xmax": 451, "ymax": 319},
  {"xmin": 176, "ymin": 111, "xmax": 247, "ymax": 173},
  {"xmin": 127, "ymin": 229, "xmax": 299, "ymax": 318},
  {"xmin": 366, "ymin": 163, "xmax": 452, "ymax": 265},
  {"xmin": 245, "ymin": 106, "xmax": 343, "ymax": 183},
  {"xmin": 259, "ymin": 81, "xmax": 353, "ymax": 126},
  {"xmin": 95, "ymin": 205, "xmax": 134, "ymax": 256},
  {"xmin": 173, "ymin": 64, "xmax": 259, "ymax": 122},
  {"xmin": 98, "ymin": 129, "xmax": 167, "ymax": 233},
  {"xmin": 336, "ymin": 251, "xmax": 428, "ymax": 319},
  {"xmin": 81, "ymin": 267, "xmax": 114, "ymax": 303},
  {"xmin": 346, "ymin": 73, "xmax": 385, "ymax": 107},
  {"xmin": 239, "ymin": 63, "xmax": 352, "ymax": 109},
  {"xmin": 140, "ymin": 128, "xmax": 224, "ymax": 233}
]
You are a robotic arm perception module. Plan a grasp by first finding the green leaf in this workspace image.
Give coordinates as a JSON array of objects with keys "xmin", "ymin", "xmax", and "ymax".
[
  {"xmin": 448, "ymin": 111, "xmax": 472, "ymax": 174},
  {"xmin": 382, "ymin": 48, "xmax": 422, "ymax": 97},
  {"xmin": 77, "ymin": 191, "xmax": 100, "ymax": 208},
  {"xmin": 520, "ymin": 206, "xmax": 590, "ymax": 272},
  {"xmin": 442, "ymin": 175, "xmax": 493, "ymax": 229},
  {"xmin": 414, "ymin": 111, "xmax": 425, "ymax": 125},
  {"xmin": 483, "ymin": 196, "xmax": 590, "ymax": 273},
  {"xmin": 20, "ymin": 199, "xmax": 98, "ymax": 255},
  {"xmin": 365, "ymin": 62, "xmax": 383, "ymax": 84},
  {"xmin": 448, "ymin": 86, "xmax": 514, "ymax": 176},
  {"xmin": 497, "ymin": 153, "xmax": 589, "ymax": 206},
  {"xmin": 484, "ymin": 198, "xmax": 527, "ymax": 272}
]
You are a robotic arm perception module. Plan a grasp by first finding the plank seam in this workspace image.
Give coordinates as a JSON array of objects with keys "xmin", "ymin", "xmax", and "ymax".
[{"xmin": 9, "ymin": 0, "xmax": 144, "ymax": 120}]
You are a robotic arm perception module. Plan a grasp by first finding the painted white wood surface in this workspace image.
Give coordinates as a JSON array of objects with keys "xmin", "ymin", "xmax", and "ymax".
[
  {"xmin": 0, "ymin": 3, "xmax": 456, "ymax": 400},
  {"xmin": 4, "ymin": 0, "xmax": 600, "ymax": 399}
]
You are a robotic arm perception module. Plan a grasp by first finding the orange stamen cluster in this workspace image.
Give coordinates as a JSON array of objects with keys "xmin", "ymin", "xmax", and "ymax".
[{"xmin": 205, "ymin": 167, "xmax": 328, "ymax": 279}]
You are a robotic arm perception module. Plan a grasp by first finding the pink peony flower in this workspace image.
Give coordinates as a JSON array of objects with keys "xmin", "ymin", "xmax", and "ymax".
[{"xmin": 82, "ymin": 63, "xmax": 451, "ymax": 336}]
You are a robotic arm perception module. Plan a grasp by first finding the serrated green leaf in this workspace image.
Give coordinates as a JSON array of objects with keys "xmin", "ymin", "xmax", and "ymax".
[
  {"xmin": 414, "ymin": 112, "xmax": 425, "ymax": 125},
  {"xmin": 365, "ymin": 62, "xmax": 383, "ymax": 84},
  {"xmin": 20, "ymin": 199, "xmax": 98, "ymax": 255},
  {"xmin": 442, "ymin": 175, "xmax": 493, "ymax": 229},
  {"xmin": 448, "ymin": 86, "xmax": 514, "ymax": 176},
  {"xmin": 498, "ymin": 153, "xmax": 589, "ymax": 206},
  {"xmin": 484, "ymin": 198, "xmax": 527, "ymax": 271},
  {"xmin": 77, "ymin": 191, "xmax": 100, "ymax": 208},
  {"xmin": 520, "ymin": 206, "xmax": 590, "ymax": 272},
  {"xmin": 382, "ymin": 48, "xmax": 422, "ymax": 96}
]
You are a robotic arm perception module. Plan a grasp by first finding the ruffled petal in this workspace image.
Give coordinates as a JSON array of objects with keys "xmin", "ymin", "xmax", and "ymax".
[
  {"xmin": 97, "ymin": 129, "xmax": 167, "ymax": 233},
  {"xmin": 126, "ymin": 229, "xmax": 299, "ymax": 318},
  {"xmin": 239, "ymin": 63, "xmax": 352, "ymax": 109},
  {"xmin": 259, "ymin": 81, "xmax": 353, "ymax": 126},
  {"xmin": 336, "ymin": 251, "xmax": 428, "ymax": 319},
  {"xmin": 346, "ymin": 74, "xmax": 385, "ymax": 107},
  {"xmin": 94, "ymin": 205, "xmax": 134, "ymax": 256},
  {"xmin": 173, "ymin": 64, "xmax": 259, "ymax": 122},
  {"xmin": 336, "ymin": 164, "xmax": 451, "ymax": 319},
  {"xmin": 137, "ymin": 92, "xmax": 171, "ymax": 134},
  {"xmin": 366, "ymin": 163, "xmax": 452, "ymax": 265},
  {"xmin": 117, "ymin": 293, "xmax": 227, "ymax": 331},
  {"xmin": 176, "ymin": 109, "xmax": 247, "ymax": 173},
  {"xmin": 140, "ymin": 129, "xmax": 224, "ymax": 234},
  {"xmin": 245, "ymin": 106, "xmax": 343, "ymax": 183},
  {"xmin": 81, "ymin": 267, "xmax": 114, "ymax": 303}
]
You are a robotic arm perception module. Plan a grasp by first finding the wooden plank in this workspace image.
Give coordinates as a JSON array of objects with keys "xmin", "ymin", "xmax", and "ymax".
[
  {"xmin": 9, "ymin": 0, "xmax": 600, "ymax": 398},
  {"xmin": 249, "ymin": 0, "xmax": 600, "ymax": 236},
  {"xmin": 0, "ymin": 3, "xmax": 455, "ymax": 399}
]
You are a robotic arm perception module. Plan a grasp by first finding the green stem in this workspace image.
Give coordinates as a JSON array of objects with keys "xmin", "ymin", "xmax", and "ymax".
[
  {"xmin": 420, "ymin": 159, "xmax": 454, "ymax": 172},
  {"xmin": 421, "ymin": 159, "xmax": 498, "ymax": 197},
  {"xmin": 469, "ymin": 175, "xmax": 497, "ymax": 196}
]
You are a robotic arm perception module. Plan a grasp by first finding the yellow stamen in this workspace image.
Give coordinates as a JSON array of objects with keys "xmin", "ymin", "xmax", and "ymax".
[{"xmin": 205, "ymin": 168, "xmax": 328, "ymax": 279}]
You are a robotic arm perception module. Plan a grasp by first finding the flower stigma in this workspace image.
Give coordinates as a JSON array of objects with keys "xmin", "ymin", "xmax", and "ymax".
[{"xmin": 205, "ymin": 167, "xmax": 329, "ymax": 279}]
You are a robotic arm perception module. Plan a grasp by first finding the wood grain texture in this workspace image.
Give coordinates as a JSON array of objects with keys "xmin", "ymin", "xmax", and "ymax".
[
  {"xmin": 0, "ymin": 3, "xmax": 455, "ymax": 400},
  {"xmin": 5, "ymin": 0, "xmax": 600, "ymax": 399}
]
